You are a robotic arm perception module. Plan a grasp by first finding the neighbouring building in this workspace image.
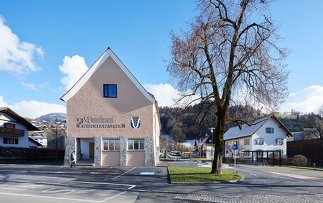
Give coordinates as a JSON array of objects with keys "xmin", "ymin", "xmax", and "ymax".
[
  {"xmin": 224, "ymin": 114, "xmax": 293, "ymax": 158},
  {"xmin": 194, "ymin": 135, "xmax": 215, "ymax": 159},
  {"xmin": 0, "ymin": 107, "xmax": 39, "ymax": 148},
  {"xmin": 61, "ymin": 48, "xmax": 160, "ymax": 166}
]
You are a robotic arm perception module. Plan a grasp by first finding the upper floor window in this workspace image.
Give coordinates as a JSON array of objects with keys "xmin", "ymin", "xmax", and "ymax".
[
  {"xmin": 244, "ymin": 139, "xmax": 250, "ymax": 145},
  {"xmin": 233, "ymin": 140, "xmax": 239, "ymax": 145},
  {"xmin": 3, "ymin": 123, "xmax": 15, "ymax": 129},
  {"xmin": 103, "ymin": 84, "xmax": 117, "ymax": 98},
  {"xmin": 254, "ymin": 138, "xmax": 264, "ymax": 145},
  {"xmin": 275, "ymin": 138, "xmax": 284, "ymax": 145},
  {"xmin": 266, "ymin": 127, "xmax": 274, "ymax": 134}
]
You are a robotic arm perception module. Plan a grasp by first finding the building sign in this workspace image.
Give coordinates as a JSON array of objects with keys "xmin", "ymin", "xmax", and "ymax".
[
  {"xmin": 76, "ymin": 116, "xmax": 125, "ymax": 129},
  {"xmin": 130, "ymin": 116, "xmax": 140, "ymax": 129}
]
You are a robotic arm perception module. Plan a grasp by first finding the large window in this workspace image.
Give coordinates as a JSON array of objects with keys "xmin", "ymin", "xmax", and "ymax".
[
  {"xmin": 266, "ymin": 127, "xmax": 274, "ymax": 134},
  {"xmin": 254, "ymin": 138, "xmax": 264, "ymax": 145},
  {"xmin": 275, "ymin": 138, "xmax": 283, "ymax": 145},
  {"xmin": 3, "ymin": 138, "xmax": 18, "ymax": 145},
  {"xmin": 103, "ymin": 140, "xmax": 120, "ymax": 151},
  {"xmin": 103, "ymin": 84, "xmax": 117, "ymax": 98},
  {"xmin": 128, "ymin": 139, "xmax": 144, "ymax": 150}
]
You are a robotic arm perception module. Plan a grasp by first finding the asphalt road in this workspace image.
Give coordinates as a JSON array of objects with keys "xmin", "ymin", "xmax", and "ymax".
[{"xmin": 0, "ymin": 164, "xmax": 322, "ymax": 202}]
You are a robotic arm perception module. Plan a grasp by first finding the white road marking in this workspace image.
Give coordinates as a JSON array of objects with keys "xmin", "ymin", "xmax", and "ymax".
[
  {"xmin": 1, "ymin": 187, "xmax": 26, "ymax": 191},
  {"xmin": 267, "ymin": 171, "xmax": 322, "ymax": 180},
  {"xmin": 0, "ymin": 191, "xmax": 104, "ymax": 202},
  {"xmin": 112, "ymin": 167, "xmax": 136, "ymax": 180},
  {"xmin": 71, "ymin": 180, "xmax": 136, "ymax": 189},
  {"xmin": 42, "ymin": 188, "xmax": 75, "ymax": 195},
  {"xmin": 102, "ymin": 191, "xmax": 127, "ymax": 201}
]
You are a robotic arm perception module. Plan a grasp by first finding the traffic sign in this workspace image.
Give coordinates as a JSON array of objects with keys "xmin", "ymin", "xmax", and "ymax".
[{"xmin": 232, "ymin": 144, "xmax": 238, "ymax": 150}]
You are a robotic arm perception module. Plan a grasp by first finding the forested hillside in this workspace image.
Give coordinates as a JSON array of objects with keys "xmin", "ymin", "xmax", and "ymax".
[{"xmin": 160, "ymin": 104, "xmax": 323, "ymax": 142}]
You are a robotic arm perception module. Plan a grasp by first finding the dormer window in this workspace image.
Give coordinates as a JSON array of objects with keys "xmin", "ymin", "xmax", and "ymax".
[
  {"xmin": 3, "ymin": 123, "xmax": 15, "ymax": 129},
  {"xmin": 103, "ymin": 84, "xmax": 117, "ymax": 98}
]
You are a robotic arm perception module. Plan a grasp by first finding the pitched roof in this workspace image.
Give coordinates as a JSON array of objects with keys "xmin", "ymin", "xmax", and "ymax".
[
  {"xmin": 0, "ymin": 107, "xmax": 39, "ymax": 131},
  {"xmin": 224, "ymin": 115, "xmax": 292, "ymax": 140},
  {"xmin": 60, "ymin": 47, "xmax": 155, "ymax": 103},
  {"xmin": 28, "ymin": 137, "xmax": 42, "ymax": 147}
]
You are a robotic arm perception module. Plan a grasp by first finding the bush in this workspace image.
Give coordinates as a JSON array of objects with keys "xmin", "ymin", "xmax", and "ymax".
[{"xmin": 292, "ymin": 155, "xmax": 308, "ymax": 166}]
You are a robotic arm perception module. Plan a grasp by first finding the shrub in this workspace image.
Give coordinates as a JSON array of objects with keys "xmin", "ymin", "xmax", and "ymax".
[{"xmin": 292, "ymin": 155, "xmax": 308, "ymax": 166}]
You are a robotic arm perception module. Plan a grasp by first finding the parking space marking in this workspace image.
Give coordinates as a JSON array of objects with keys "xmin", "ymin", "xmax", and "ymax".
[
  {"xmin": 0, "ymin": 191, "xmax": 104, "ymax": 202},
  {"xmin": 112, "ymin": 167, "xmax": 136, "ymax": 180},
  {"xmin": 71, "ymin": 180, "xmax": 136, "ymax": 189}
]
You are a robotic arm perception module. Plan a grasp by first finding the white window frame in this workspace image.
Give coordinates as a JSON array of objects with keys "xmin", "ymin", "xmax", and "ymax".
[
  {"xmin": 275, "ymin": 138, "xmax": 284, "ymax": 145},
  {"xmin": 244, "ymin": 139, "xmax": 250, "ymax": 145},
  {"xmin": 103, "ymin": 139, "xmax": 120, "ymax": 151},
  {"xmin": 254, "ymin": 138, "xmax": 264, "ymax": 145},
  {"xmin": 128, "ymin": 139, "xmax": 144, "ymax": 151}
]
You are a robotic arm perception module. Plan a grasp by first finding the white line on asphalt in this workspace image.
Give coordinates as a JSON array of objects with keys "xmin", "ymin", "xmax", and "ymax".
[
  {"xmin": 1, "ymin": 187, "xmax": 26, "ymax": 191},
  {"xmin": 0, "ymin": 191, "xmax": 104, "ymax": 202},
  {"xmin": 71, "ymin": 180, "xmax": 136, "ymax": 188},
  {"xmin": 101, "ymin": 191, "xmax": 127, "ymax": 202},
  {"xmin": 112, "ymin": 167, "xmax": 136, "ymax": 180},
  {"xmin": 267, "ymin": 171, "xmax": 322, "ymax": 180}
]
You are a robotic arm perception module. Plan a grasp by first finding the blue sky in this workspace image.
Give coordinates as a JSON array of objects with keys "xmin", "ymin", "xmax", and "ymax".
[{"xmin": 0, "ymin": 0, "xmax": 323, "ymax": 118}]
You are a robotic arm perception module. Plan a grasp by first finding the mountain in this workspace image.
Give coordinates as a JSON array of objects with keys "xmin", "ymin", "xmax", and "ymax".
[{"xmin": 36, "ymin": 113, "xmax": 66, "ymax": 121}]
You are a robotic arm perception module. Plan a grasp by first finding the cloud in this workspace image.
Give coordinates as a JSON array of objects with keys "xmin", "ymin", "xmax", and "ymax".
[
  {"xmin": 21, "ymin": 82, "xmax": 40, "ymax": 91},
  {"xmin": 280, "ymin": 85, "xmax": 323, "ymax": 113},
  {"xmin": 0, "ymin": 16, "xmax": 43, "ymax": 74},
  {"xmin": 144, "ymin": 83, "xmax": 179, "ymax": 107},
  {"xmin": 144, "ymin": 83, "xmax": 200, "ymax": 107},
  {"xmin": 0, "ymin": 96, "xmax": 65, "ymax": 118},
  {"xmin": 59, "ymin": 55, "xmax": 88, "ymax": 90}
]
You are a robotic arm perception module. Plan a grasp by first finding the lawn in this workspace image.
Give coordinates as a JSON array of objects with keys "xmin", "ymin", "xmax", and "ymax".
[{"xmin": 168, "ymin": 167, "xmax": 243, "ymax": 183}]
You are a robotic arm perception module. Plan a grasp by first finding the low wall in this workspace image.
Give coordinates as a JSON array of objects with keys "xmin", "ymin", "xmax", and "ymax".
[{"xmin": 0, "ymin": 147, "xmax": 64, "ymax": 164}]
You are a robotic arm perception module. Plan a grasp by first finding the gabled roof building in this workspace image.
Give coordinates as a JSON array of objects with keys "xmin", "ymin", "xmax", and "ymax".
[
  {"xmin": 61, "ymin": 48, "xmax": 160, "ymax": 166},
  {"xmin": 224, "ymin": 115, "xmax": 292, "ymax": 158}
]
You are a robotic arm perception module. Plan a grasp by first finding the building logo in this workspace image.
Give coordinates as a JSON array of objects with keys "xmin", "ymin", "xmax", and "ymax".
[{"xmin": 130, "ymin": 116, "xmax": 140, "ymax": 129}]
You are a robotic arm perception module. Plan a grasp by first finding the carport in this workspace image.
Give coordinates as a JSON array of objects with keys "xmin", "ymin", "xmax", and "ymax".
[{"xmin": 243, "ymin": 150, "xmax": 282, "ymax": 166}]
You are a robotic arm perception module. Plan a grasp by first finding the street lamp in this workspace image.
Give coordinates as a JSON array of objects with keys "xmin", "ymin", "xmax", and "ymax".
[{"xmin": 209, "ymin": 127, "xmax": 215, "ymax": 160}]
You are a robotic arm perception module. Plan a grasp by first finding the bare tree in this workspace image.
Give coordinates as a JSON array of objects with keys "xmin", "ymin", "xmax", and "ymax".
[
  {"xmin": 313, "ymin": 119, "xmax": 323, "ymax": 139},
  {"xmin": 168, "ymin": 0, "xmax": 288, "ymax": 174}
]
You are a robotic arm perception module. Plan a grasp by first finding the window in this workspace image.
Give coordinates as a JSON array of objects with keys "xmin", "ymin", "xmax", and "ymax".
[
  {"xmin": 103, "ymin": 84, "xmax": 117, "ymax": 98},
  {"xmin": 266, "ymin": 127, "xmax": 274, "ymax": 134},
  {"xmin": 3, "ymin": 138, "xmax": 18, "ymax": 144},
  {"xmin": 275, "ymin": 138, "xmax": 283, "ymax": 145},
  {"xmin": 128, "ymin": 139, "xmax": 144, "ymax": 150},
  {"xmin": 254, "ymin": 138, "xmax": 264, "ymax": 145},
  {"xmin": 244, "ymin": 139, "xmax": 250, "ymax": 145},
  {"xmin": 103, "ymin": 140, "xmax": 120, "ymax": 151},
  {"xmin": 243, "ymin": 151, "xmax": 250, "ymax": 156},
  {"xmin": 233, "ymin": 141, "xmax": 239, "ymax": 145},
  {"xmin": 3, "ymin": 123, "xmax": 15, "ymax": 129}
]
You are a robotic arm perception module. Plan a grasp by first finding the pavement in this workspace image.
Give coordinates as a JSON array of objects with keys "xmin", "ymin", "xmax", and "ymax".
[{"xmin": 0, "ymin": 164, "xmax": 323, "ymax": 202}]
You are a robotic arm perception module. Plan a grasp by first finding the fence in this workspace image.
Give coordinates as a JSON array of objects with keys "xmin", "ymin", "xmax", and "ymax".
[
  {"xmin": 0, "ymin": 147, "xmax": 64, "ymax": 164},
  {"xmin": 287, "ymin": 139, "xmax": 323, "ymax": 166}
]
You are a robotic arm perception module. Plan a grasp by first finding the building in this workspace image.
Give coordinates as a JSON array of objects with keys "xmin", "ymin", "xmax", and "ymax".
[
  {"xmin": 61, "ymin": 48, "xmax": 160, "ymax": 166},
  {"xmin": 0, "ymin": 107, "xmax": 39, "ymax": 148},
  {"xmin": 224, "ymin": 115, "xmax": 292, "ymax": 158},
  {"xmin": 194, "ymin": 135, "xmax": 215, "ymax": 159},
  {"xmin": 28, "ymin": 137, "xmax": 42, "ymax": 148}
]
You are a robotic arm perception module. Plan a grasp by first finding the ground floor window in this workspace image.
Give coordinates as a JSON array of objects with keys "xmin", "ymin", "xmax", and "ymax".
[
  {"xmin": 128, "ymin": 139, "xmax": 144, "ymax": 150},
  {"xmin": 3, "ymin": 137, "xmax": 18, "ymax": 144},
  {"xmin": 103, "ymin": 139, "xmax": 120, "ymax": 151},
  {"xmin": 243, "ymin": 151, "xmax": 250, "ymax": 156}
]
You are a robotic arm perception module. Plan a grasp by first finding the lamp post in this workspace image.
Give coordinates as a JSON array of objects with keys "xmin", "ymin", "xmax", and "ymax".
[
  {"xmin": 55, "ymin": 118, "xmax": 58, "ymax": 165},
  {"xmin": 209, "ymin": 127, "xmax": 215, "ymax": 160}
]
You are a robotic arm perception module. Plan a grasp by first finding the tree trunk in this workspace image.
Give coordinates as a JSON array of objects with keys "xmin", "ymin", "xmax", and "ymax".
[{"xmin": 210, "ymin": 111, "xmax": 226, "ymax": 174}]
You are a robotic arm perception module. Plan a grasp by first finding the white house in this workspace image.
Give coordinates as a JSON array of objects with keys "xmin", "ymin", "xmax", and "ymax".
[
  {"xmin": 224, "ymin": 114, "xmax": 292, "ymax": 158},
  {"xmin": 0, "ymin": 107, "xmax": 39, "ymax": 148}
]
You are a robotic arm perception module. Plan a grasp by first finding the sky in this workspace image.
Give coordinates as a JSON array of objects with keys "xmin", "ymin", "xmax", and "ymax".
[{"xmin": 0, "ymin": 0, "xmax": 323, "ymax": 118}]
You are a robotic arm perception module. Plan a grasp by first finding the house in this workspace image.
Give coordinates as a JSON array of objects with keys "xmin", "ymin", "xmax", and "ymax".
[
  {"xmin": 194, "ymin": 135, "xmax": 215, "ymax": 159},
  {"xmin": 0, "ymin": 107, "xmax": 39, "ymax": 148},
  {"xmin": 224, "ymin": 114, "xmax": 292, "ymax": 158},
  {"xmin": 61, "ymin": 48, "xmax": 160, "ymax": 167},
  {"xmin": 28, "ymin": 137, "xmax": 42, "ymax": 148}
]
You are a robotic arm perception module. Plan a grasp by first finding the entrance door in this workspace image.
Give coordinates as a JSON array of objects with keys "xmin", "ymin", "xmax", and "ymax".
[{"xmin": 89, "ymin": 142, "xmax": 94, "ymax": 159}]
